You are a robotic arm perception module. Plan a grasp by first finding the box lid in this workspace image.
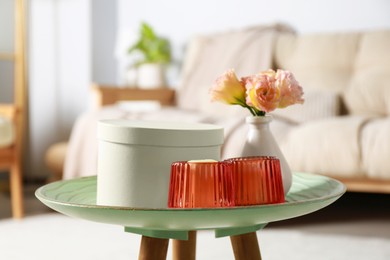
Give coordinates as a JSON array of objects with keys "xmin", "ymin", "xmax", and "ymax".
[{"xmin": 98, "ymin": 120, "xmax": 224, "ymax": 147}]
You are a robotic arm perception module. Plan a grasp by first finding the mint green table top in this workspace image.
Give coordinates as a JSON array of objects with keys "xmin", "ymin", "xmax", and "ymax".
[{"xmin": 35, "ymin": 172, "xmax": 345, "ymax": 240}]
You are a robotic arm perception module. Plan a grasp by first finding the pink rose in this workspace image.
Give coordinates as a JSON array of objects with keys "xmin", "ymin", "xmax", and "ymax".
[
  {"xmin": 210, "ymin": 69, "xmax": 246, "ymax": 105},
  {"xmin": 209, "ymin": 68, "xmax": 304, "ymax": 117},
  {"xmin": 244, "ymin": 70, "xmax": 281, "ymax": 113},
  {"xmin": 276, "ymin": 70, "xmax": 304, "ymax": 108}
]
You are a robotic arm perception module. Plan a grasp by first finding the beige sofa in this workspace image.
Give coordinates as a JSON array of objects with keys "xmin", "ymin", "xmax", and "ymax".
[{"xmin": 55, "ymin": 24, "xmax": 390, "ymax": 193}]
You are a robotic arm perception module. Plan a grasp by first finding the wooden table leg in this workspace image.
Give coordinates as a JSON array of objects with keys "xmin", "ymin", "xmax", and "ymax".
[
  {"xmin": 230, "ymin": 232, "xmax": 262, "ymax": 260},
  {"xmin": 138, "ymin": 235, "xmax": 169, "ymax": 260},
  {"xmin": 172, "ymin": 231, "xmax": 197, "ymax": 260}
]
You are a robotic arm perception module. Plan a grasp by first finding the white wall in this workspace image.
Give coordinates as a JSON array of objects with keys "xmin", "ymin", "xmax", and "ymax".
[
  {"xmin": 116, "ymin": 0, "xmax": 390, "ymax": 84},
  {"xmin": 118, "ymin": 0, "xmax": 390, "ymax": 41},
  {"xmin": 0, "ymin": 0, "xmax": 15, "ymax": 103},
  {"xmin": 92, "ymin": 0, "xmax": 118, "ymax": 84},
  {"xmin": 0, "ymin": 0, "xmax": 14, "ymax": 53},
  {"xmin": 29, "ymin": 0, "xmax": 91, "ymax": 178},
  {"xmin": 29, "ymin": 0, "xmax": 59, "ymax": 178}
]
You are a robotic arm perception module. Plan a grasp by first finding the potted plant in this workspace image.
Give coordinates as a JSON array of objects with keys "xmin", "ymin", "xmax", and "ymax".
[{"xmin": 127, "ymin": 22, "xmax": 172, "ymax": 88}]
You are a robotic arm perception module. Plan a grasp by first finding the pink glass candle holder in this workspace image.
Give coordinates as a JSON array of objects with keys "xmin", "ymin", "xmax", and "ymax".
[
  {"xmin": 168, "ymin": 160, "xmax": 233, "ymax": 208},
  {"xmin": 226, "ymin": 156, "xmax": 285, "ymax": 206}
]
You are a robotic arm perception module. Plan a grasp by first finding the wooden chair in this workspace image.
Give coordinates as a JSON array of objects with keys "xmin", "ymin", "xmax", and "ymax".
[
  {"xmin": 0, "ymin": 106, "xmax": 24, "ymax": 218},
  {"xmin": 0, "ymin": 0, "xmax": 27, "ymax": 218}
]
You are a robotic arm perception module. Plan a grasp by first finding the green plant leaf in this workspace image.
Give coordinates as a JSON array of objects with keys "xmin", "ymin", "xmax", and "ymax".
[{"xmin": 128, "ymin": 22, "xmax": 172, "ymax": 65}]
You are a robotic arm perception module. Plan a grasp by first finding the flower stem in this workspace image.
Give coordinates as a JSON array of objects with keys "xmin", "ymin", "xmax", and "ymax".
[
  {"xmin": 241, "ymin": 104, "xmax": 256, "ymax": 116},
  {"xmin": 235, "ymin": 101, "xmax": 265, "ymax": 116},
  {"xmin": 252, "ymin": 107, "xmax": 265, "ymax": 116},
  {"xmin": 248, "ymin": 107, "xmax": 257, "ymax": 116}
]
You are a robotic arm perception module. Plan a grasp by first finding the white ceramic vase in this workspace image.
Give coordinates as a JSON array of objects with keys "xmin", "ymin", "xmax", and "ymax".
[{"xmin": 241, "ymin": 115, "xmax": 292, "ymax": 194}]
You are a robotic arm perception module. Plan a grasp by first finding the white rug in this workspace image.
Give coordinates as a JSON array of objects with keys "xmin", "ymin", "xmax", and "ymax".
[{"xmin": 0, "ymin": 213, "xmax": 389, "ymax": 260}]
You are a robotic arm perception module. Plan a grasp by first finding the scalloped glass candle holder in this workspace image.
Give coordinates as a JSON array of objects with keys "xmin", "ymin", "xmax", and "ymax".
[
  {"xmin": 226, "ymin": 156, "xmax": 285, "ymax": 206},
  {"xmin": 168, "ymin": 161, "xmax": 233, "ymax": 208}
]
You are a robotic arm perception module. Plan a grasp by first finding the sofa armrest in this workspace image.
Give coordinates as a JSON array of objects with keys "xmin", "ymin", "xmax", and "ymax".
[{"xmin": 91, "ymin": 83, "xmax": 176, "ymax": 108}]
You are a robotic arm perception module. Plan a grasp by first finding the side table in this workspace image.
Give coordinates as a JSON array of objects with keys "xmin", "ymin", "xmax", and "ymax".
[
  {"xmin": 36, "ymin": 172, "xmax": 345, "ymax": 259},
  {"xmin": 90, "ymin": 84, "xmax": 176, "ymax": 108}
]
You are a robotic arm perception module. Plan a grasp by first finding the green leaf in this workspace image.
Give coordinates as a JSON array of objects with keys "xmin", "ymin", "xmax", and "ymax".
[{"xmin": 128, "ymin": 22, "xmax": 172, "ymax": 65}]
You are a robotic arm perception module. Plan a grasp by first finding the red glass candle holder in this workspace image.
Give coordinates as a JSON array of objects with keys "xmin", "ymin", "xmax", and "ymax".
[
  {"xmin": 226, "ymin": 156, "xmax": 285, "ymax": 206},
  {"xmin": 168, "ymin": 160, "xmax": 233, "ymax": 208}
]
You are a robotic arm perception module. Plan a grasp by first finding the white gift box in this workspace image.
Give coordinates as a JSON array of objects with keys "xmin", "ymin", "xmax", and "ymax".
[{"xmin": 96, "ymin": 119, "xmax": 224, "ymax": 208}]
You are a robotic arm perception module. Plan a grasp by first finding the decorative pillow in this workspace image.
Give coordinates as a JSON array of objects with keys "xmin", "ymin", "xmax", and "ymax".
[
  {"xmin": 0, "ymin": 116, "xmax": 15, "ymax": 148},
  {"xmin": 270, "ymin": 89, "xmax": 342, "ymax": 124}
]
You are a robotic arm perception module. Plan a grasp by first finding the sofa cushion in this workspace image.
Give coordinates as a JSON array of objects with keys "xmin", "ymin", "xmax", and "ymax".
[
  {"xmin": 280, "ymin": 116, "xmax": 369, "ymax": 178},
  {"xmin": 275, "ymin": 32, "xmax": 360, "ymax": 93},
  {"xmin": 345, "ymin": 30, "xmax": 390, "ymax": 116},
  {"xmin": 0, "ymin": 116, "xmax": 14, "ymax": 148},
  {"xmin": 361, "ymin": 118, "xmax": 390, "ymax": 179}
]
